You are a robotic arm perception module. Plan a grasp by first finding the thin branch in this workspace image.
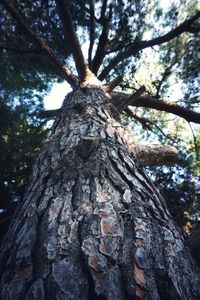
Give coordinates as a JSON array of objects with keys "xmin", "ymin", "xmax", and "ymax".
[
  {"xmin": 125, "ymin": 108, "xmax": 176, "ymax": 143},
  {"xmin": 155, "ymin": 61, "xmax": 177, "ymax": 98},
  {"xmin": 106, "ymin": 19, "xmax": 131, "ymax": 55},
  {"xmin": 155, "ymin": 41, "xmax": 190, "ymax": 98},
  {"xmin": 92, "ymin": 1, "xmax": 112, "ymax": 74},
  {"xmin": 88, "ymin": 0, "xmax": 95, "ymax": 68},
  {"xmin": 124, "ymin": 108, "xmax": 152, "ymax": 131},
  {"xmin": 0, "ymin": 0, "xmax": 78, "ymax": 88},
  {"xmin": 117, "ymin": 86, "xmax": 146, "ymax": 111},
  {"xmin": 0, "ymin": 215, "xmax": 12, "ymax": 225},
  {"xmin": 106, "ymin": 43, "xmax": 123, "ymax": 55},
  {"xmin": 188, "ymin": 122, "xmax": 199, "ymax": 161},
  {"xmin": 0, "ymin": 45, "xmax": 43, "ymax": 54},
  {"xmin": 56, "ymin": 0, "xmax": 89, "ymax": 81},
  {"xmin": 99, "ymin": 10, "xmax": 200, "ymax": 80}
]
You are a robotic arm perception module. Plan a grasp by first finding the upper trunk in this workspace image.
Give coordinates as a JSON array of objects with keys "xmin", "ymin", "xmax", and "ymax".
[{"xmin": 0, "ymin": 87, "xmax": 200, "ymax": 300}]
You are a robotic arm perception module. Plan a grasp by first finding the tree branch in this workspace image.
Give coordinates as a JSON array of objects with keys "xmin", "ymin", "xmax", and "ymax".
[
  {"xmin": 0, "ymin": 0, "xmax": 78, "ymax": 88},
  {"xmin": 155, "ymin": 58, "xmax": 178, "ymax": 98},
  {"xmin": 92, "ymin": 1, "xmax": 112, "ymax": 74},
  {"xmin": 117, "ymin": 86, "xmax": 146, "ymax": 111},
  {"xmin": 88, "ymin": 0, "xmax": 95, "ymax": 68},
  {"xmin": 135, "ymin": 144, "xmax": 179, "ymax": 167},
  {"xmin": 188, "ymin": 123, "xmax": 200, "ymax": 161},
  {"xmin": 56, "ymin": 0, "xmax": 89, "ymax": 82},
  {"xmin": 99, "ymin": 0, "xmax": 108, "ymax": 22},
  {"xmin": 39, "ymin": 109, "xmax": 61, "ymax": 119},
  {"xmin": 106, "ymin": 75, "xmax": 123, "ymax": 92},
  {"xmin": 134, "ymin": 96, "xmax": 200, "ymax": 124},
  {"xmin": 124, "ymin": 108, "xmax": 152, "ymax": 131},
  {"xmin": 99, "ymin": 10, "xmax": 200, "ymax": 80},
  {"xmin": 187, "ymin": 26, "xmax": 200, "ymax": 33},
  {"xmin": 111, "ymin": 92, "xmax": 200, "ymax": 124},
  {"xmin": 0, "ymin": 45, "xmax": 43, "ymax": 54},
  {"xmin": 155, "ymin": 39, "xmax": 190, "ymax": 98},
  {"xmin": 125, "ymin": 108, "xmax": 176, "ymax": 143}
]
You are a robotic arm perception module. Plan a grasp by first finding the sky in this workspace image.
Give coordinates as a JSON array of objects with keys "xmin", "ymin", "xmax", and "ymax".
[{"xmin": 44, "ymin": 81, "xmax": 71, "ymax": 110}]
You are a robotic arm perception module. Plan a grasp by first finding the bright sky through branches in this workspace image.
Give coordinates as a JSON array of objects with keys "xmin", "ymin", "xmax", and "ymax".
[
  {"xmin": 44, "ymin": 0, "xmax": 184, "ymax": 110},
  {"xmin": 44, "ymin": 81, "xmax": 70, "ymax": 110}
]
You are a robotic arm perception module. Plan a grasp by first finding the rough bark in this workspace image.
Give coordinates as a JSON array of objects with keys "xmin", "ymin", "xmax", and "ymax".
[{"xmin": 0, "ymin": 88, "xmax": 200, "ymax": 300}]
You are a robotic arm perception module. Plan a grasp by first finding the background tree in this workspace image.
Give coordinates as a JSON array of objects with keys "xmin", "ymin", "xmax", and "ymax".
[
  {"xmin": 0, "ymin": 0, "xmax": 200, "ymax": 299},
  {"xmin": 0, "ymin": 100, "xmax": 48, "ymax": 242}
]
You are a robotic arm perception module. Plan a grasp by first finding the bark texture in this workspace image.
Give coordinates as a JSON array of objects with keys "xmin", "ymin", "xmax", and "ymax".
[{"xmin": 0, "ymin": 88, "xmax": 200, "ymax": 300}]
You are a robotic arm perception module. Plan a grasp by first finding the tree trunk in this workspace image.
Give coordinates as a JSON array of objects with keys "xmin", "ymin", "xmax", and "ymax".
[{"xmin": 0, "ymin": 87, "xmax": 200, "ymax": 300}]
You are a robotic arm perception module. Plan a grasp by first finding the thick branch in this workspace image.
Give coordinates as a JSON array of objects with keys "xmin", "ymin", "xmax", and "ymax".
[
  {"xmin": 134, "ymin": 96, "xmax": 200, "ymax": 124},
  {"xmin": 117, "ymin": 86, "xmax": 146, "ymax": 111},
  {"xmin": 136, "ymin": 144, "xmax": 179, "ymax": 166},
  {"xmin": 92, "ymin": 1, "xmax": 112, "ymax": 74},
  {"xmin": 0, "ymin": 0, "xmax": 77, "ymax": 88},
  {"xmin": 186, "ymin": 26, "xmax": 200, "ymax": 33},
  {"xmin": 56, "ymin": 0, "xmax": 89, "ymax": 81},
  {"xmin": 111, "ymin": 92, "xmax": 200, "ymax": 124},
  {"xmin": 88, "ymin": 0, "xmax": 95, "ymax": 68},
  {"xmin": 99, "ymin": 0, "xmax": 108, "ymax": 21},
  {"xmin": 99, "ymin": 11, "xmax": 200, "ymax": 80},
  {"xmin": 106, "ymin": 75, "xmax": 123, "ymax": 92}
]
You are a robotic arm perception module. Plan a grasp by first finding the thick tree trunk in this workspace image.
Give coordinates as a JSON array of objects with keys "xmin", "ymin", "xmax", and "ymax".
[{"xmin": 0, "ymin": 87, "xmax": 200, "ymax": 300}]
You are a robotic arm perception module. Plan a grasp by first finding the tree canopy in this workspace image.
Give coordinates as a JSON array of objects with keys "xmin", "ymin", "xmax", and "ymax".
[{"xmin": 0, "ymin": 0, "xmax": 200, "ymax": 239}]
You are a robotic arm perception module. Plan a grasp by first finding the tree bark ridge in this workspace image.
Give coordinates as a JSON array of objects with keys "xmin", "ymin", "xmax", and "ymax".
[{"xmin": 0, "ymin": 88, "xmax": 200, "ymax": 299}]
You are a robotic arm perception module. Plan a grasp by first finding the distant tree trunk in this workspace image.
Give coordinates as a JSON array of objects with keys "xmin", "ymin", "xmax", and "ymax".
[{"xmin": 0, "ymin": 87, "xmax": 200, "ymax": 300}]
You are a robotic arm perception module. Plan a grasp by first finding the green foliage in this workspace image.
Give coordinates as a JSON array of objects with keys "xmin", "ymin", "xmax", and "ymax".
[
  {"xmin": 146, "ymin": 145, "xmax": 200, "ymax": 234},
  {"xmin": 0, "ymin": 101, "xmax": 48, "ymax": 242},
  {"xmin": 0, "ymin": 0, "xmax": 73, "ymax": 100}
]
